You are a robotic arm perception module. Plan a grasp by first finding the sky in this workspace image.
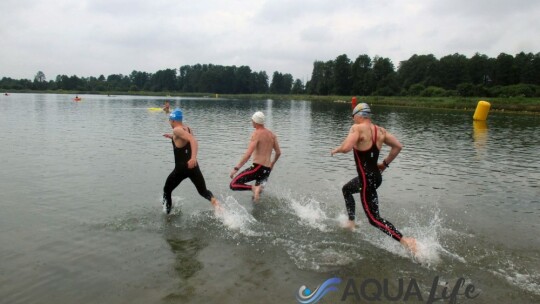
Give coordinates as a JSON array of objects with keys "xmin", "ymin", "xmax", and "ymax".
[{"xmin": 1, "ymin": 0, "xmax": 539, "ymax": 82}]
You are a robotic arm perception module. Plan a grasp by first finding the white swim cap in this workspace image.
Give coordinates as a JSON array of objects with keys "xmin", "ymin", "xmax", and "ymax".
[{"xmin": 252, "ymin": 111, "xmax": 265, "ymax": 124}]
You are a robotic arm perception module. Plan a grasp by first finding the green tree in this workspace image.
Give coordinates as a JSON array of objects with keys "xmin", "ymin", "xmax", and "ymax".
[
  {"xmin": 351, "ymin": 54, "xmax": 375, "ymax": 96},
  {"xmin": 436, "ymin": 53, "xmax": 470, "ymax": 90},
  {"xmin": 270, "ymin": 72, "xmax": 293, "ymax": 94},
  {"xmin": 372, "ymin": 56, "xmax": 398, "ymax": 95},
  {"xmin": 130, "ymin": 70, "xmax": 150, "ymax": 91},
  {"xmin": 494, "ymin": 53, "xmax": 517, "ymax": 85},
  {"xmin": 235, "ymin": 66, "xmax": 252, "ymax": 93},
  {"xmin": 514, "ymin": 52, "xmax": 537, "ymax": 84},
  {"xmin": 151, "ymin": 69, "xmax": 177, "ymax": 91},
  {"xmin": 397, "ymin": 54, "xmax": 438, "ymax": 89},
  {"xmin": 468, "ymin": 53, "xmax": 492, "ymax": 85},
  {"xmin": 291, "ymin": 79, "xmax": 305, "ymax": 94},
  {"xmin": 307, "ymin": 61, "xmax": 325, "ymax": 95},
  {"xmin": 33, "ymin": 71, "xmax": 47, "ymax": 90},
  {"xmin": 333, "ymin": 54, "xmax": 352, "ymax": 95}
]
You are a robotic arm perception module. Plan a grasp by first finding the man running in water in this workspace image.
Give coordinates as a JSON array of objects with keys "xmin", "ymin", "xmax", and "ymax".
[
  {"xmin": 162, "ymin": 108, "xmax": 220, "ymax": 214},
  {"xmin": 230, "ymin": 111, "xmax": 281, "ymax": 202},
  {"xmin": 331, "ymin": 103, "xmax": 417, "ymax": 254}
]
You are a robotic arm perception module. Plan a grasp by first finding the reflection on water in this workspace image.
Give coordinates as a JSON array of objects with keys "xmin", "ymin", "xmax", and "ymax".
[
  {"xmin": 0, "ymin": 94, "xmax": 539, "ymax": 303},
  {"xmin": 473, "ymin": 120, "xmax": 488, "ymax": 151}
]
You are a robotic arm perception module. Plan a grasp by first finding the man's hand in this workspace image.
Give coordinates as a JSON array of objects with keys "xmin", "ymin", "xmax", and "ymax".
[
  {"xmin": 230, "ymin": 168, "xmax": 239, "ymax": 179},
  {"xmin": 377, "ymin": 163, "xmax": 387, "ymax": 172},
  {"xmin": 163, "ymin": 133, "xmax": 173, "ymax": 139},
  {"xmin": 331, "ymin": 148, "xmax": 339, "ymax": 156},
  {"xmin": 187, "ymin": 158, "xmax": 197, "ymax": 169}
]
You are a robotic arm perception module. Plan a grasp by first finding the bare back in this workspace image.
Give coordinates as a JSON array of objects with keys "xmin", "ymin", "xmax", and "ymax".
[
  {"xmin": 353, "ymin": 122, "xmax": 387, "ymax": 151},
  {"xmin": 251, "ymin": 128, "xmax": 277, "ymax": 167}
]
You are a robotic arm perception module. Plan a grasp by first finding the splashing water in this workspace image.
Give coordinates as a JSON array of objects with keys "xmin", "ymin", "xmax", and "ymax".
[
  {"xmin": 288, "ymin": 197, "xmax": 330, "ymax": 232},
  {"xmin": 215, "ymin": 196, "xmax": 260, "ymax": 236}
]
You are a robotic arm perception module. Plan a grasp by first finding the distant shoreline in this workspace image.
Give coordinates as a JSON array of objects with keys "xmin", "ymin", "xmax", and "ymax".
[{"xmin": 4, "ymin": 90, "xmax": 540, "ymax": 113}]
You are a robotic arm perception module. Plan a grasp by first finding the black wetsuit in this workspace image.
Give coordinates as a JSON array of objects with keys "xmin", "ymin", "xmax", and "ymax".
[
  {"xmin": 163, "ymin": 128, "xmax": 213, "ymax": 214},
  {"xmin": 342, "ymin": 125, "xmax": 403, "ymax": 242},
  {"xmin": 229, "ymin": 164, "xmax": 272, "ymax": 191}
]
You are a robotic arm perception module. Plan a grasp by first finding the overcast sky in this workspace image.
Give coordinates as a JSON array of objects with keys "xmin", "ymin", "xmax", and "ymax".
[{"xmin": 1, "ymin": 0, "xmax": 539, "ymax": 81}]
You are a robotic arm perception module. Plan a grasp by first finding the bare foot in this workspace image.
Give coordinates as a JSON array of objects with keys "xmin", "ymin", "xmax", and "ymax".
[
  {"xmin": 252, "ymin": 185, "xmax": 261, "ymax": 202},
  {"xmin": 211, "ymin": 197, "xmax": 223, "ymax": 215},
  {"xmin": 342, "ymin": 220, "xmax": 356, "ymax": 231},
  {"xmin": 400, "ymin": 237, "xmax": 418, "ymax": 255}
]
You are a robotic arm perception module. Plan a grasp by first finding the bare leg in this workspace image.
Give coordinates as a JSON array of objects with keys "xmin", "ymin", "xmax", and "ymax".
[
  {"xmin": 252, "ymin": 185, "xmax": 261, "ymax": 202},
  {"xmin": 400, "ymin": 237, "xmax": 417, "ymax": 255}
]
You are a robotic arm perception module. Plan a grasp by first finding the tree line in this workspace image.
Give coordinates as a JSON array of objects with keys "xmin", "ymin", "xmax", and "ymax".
[{"xmin": 1, "ymin": 52, "xmax": 539, "ymax": 97}]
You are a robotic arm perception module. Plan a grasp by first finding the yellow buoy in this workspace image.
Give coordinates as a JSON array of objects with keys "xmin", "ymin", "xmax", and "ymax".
[{"xmin": 473, "ymin": 100, "xmax": 491, "ymax": 121}]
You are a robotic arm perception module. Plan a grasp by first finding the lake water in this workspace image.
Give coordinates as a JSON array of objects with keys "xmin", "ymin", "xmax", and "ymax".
[{"xmin": 0, "ymin": 93, "xmax": 539, "ymax": 303}]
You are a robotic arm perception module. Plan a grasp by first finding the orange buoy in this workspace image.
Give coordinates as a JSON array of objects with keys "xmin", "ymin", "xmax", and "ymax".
[{"xmin": 351, "ymin": 96, "xmax": 357, "ymax": 109}]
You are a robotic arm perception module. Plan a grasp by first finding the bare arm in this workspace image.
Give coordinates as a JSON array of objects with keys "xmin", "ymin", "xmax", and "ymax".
[
  {"xmin": 230, "ymin": 134, "xmax": 257, "ymax": 178},
  {"xmin": 331, "ymin": 126, "xmax": 359, "ymax": 156},
  {"xmin": 270, "ymin": 135, "xmax": 281, "ymax": 168},
  {"xmin": 378, "ymin": 128, "xmax": 402, "ymax": 171}
]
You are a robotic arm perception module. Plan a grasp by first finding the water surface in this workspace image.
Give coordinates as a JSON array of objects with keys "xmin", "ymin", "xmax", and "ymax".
[{"xmin": 0, "ymin": 93, "xmax": 539, "ymax": 303}]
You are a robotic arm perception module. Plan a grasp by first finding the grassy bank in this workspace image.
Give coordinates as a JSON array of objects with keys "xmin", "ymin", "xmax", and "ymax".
[{"xmin": 5, "ymin": 90, "xmax": 540, "ymax": 113}]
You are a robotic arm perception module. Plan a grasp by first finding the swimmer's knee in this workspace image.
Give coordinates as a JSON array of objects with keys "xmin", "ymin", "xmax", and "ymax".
[{"xmin": 366, "ymin": 218, "xmax": 378, "ymax": 228}]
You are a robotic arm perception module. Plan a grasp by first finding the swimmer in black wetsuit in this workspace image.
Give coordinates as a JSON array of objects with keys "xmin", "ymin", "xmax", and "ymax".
[
  {"xmin": 331, "ymin": 103, "xmax": 417, "ymax": 254},
  {"xmin": 162, "ymin": 108, "xmax": 221, "ymax": 214}
]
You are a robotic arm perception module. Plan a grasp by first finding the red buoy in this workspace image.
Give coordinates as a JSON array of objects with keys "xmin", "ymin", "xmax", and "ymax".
[{"xmin": 351, "ymin": 96, "xmax": 357, "ymax": 109}]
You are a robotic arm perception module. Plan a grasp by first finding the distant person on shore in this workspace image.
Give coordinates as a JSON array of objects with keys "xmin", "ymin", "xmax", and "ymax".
[
  {"xmin": 331, "ymin": 103, "xmax": 417, "ymax": 255},
  {"xmin": 163, "ymin": 101, "xmax": 170, "ymax": 113},
  {"xmin": 230, "ymin": 111, "xmax": 281, "ymax": 202},
  {"xmin": 162, "ymin": 108, "xmax": 221, "ymax": 214}
]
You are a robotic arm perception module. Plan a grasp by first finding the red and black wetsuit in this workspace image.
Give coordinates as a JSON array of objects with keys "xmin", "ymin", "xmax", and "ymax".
[
  {"xmin": 230, "ymin": 164, "xmax": 272, "ymax": 191},
  {"xmin": 342, "ymin": 124, "xmax": 403, "ymax": 242},
  {"xmin": 163, "ymin": 127, "xmax": 214, "ymax": 213}
]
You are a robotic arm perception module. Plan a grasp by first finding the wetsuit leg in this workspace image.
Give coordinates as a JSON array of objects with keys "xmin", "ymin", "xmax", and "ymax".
[
  {"xmin": 342, "ymin": 177, "xmax": 361, "ymax": 221},
  {"xmin": 188, "ymin": 165, "xmax": 214, "ymax": 201},
  {"xmin": 359, "ymin": 179, "xmax": 403, "ymax": 242},
  {"xmin": 230, "ymin": 164, "xmax": 261, "ymax": 191},
  {"xmin": 163, "ymin": 168, "xmax": 189, "ymax": 213},
  {"xmin": 254, "ymin": 167, "xmax": 271, "ymax": 186}
]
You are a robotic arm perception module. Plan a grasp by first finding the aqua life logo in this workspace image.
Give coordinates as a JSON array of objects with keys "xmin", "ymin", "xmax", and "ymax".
[{"xmin": 296, "ymin": 277, "xmax": 342, "ymax": 303}]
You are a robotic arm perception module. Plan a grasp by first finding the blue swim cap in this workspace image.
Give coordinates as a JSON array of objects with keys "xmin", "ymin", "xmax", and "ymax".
[{"xmin": 169, "ymin": 108, "xmax": 183, "ymax": 121}]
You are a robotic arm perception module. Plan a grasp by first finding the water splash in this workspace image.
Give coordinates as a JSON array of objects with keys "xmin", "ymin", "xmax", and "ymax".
[
  {"xmin": 215, "ymin": 196, "xmax": 260, "ymax": 236},
  {"xmin": 490, "ymin": 258, "xmax": 540, "ymax": 295},
  {"xmin": 288, "ymin": 197, "xmax": 330, "ymax": 232}
]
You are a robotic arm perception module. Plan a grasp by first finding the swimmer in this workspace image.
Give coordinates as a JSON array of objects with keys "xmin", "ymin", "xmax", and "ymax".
[
  {"xmin": 230, "ymin": 111, "xmax": 281, "ymax": 202},
  {"xmin": 331, "ymin": 103, "xmax": 417, "ymax": 255},
  {"xmin": 162, "ymin": 108, "xmax": 221, "ymax": 214},
  {"xmin": 163, "ymin": 101, "xmax": 170, "ymax": 113}
]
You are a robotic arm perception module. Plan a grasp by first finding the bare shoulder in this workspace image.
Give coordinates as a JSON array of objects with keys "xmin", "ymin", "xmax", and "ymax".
[
  {"xmin": 173, "ymin": 126, "xmax": 185, "ymax": 135},
  {"xmin": 377, "ymin": 125, "xmax": 388, "ymax": 136},
  {"xmin": 250, "ymin": 130, "xmax": 259, "ymax": 140},
  {"xmin": 352, "ymin": 123, "xmax": 366, "ymax": 133}
]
